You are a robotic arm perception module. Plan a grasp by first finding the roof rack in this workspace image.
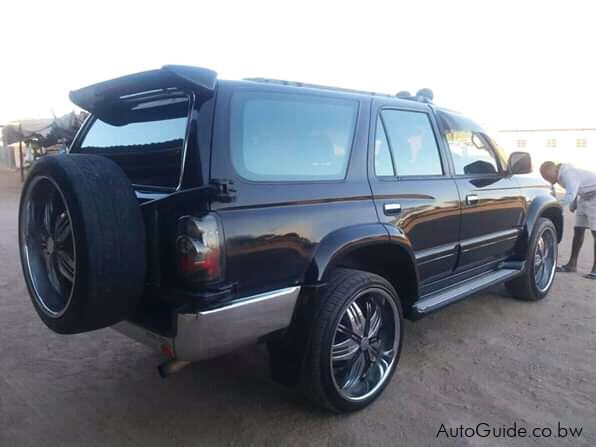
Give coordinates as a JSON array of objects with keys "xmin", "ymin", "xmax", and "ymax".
[
  {"xmin": 396, "ymin": 88, "xmax": 434, "ymax": 103},
  {"xmin": 244, "ymin": 78, "xmax": 433, "ymax": 103},
  {"xmin": 244, "ymin": 77, "xmax": 397, "ymax": 99}
]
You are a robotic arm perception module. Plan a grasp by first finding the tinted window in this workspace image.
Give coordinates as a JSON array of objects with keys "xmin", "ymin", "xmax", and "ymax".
[
  {"xmin": 230, "ymin": 92, "xmax": 357, "ymax": 181},
  {"xmin": 79, "ymin": 96, "xmax": 190, "ymax": 188},
  {"xmin": 374, "ymin": 120, "xmax": 394, "ymax": 176},
  {"xmin": 445, "ymin": 131, "xmax": 499, "ymax": 175},
  {"xmin": 380, "ymin": 110, "xmax": 443, "ymax": 176}
]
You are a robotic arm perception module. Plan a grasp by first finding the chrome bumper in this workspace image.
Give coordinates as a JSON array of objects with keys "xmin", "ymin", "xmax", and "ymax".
[{"xmin": 113, "ymin": 286, "xmax": 301, "ymax": 362}]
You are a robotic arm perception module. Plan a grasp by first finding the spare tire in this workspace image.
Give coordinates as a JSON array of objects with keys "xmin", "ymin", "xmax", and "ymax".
[{"xmin": 18, "ymin": 154, "xmax": 146, "ymax": 334}]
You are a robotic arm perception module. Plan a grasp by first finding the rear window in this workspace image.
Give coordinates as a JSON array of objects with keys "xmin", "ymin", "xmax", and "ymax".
[
  {"xmin": 78, "ymin": 95, "xmax": 190, "ymax": 188},
  {"xmin": 230, "ymin": 92, "xmax": 357, "ymax": 181}
]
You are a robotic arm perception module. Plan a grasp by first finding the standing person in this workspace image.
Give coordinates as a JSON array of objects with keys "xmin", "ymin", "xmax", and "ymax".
[{"xmin": 540, "ymin": 161, "xmax": 596, "ymax": 279}]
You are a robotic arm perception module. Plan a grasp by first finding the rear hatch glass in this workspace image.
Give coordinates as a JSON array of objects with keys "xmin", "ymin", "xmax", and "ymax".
[{"xmin": 77, "ymin": 93, "xmax": 190, "ymax": 188}]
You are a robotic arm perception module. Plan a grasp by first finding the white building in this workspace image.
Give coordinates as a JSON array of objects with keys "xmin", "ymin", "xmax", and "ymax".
[{"xmin": 497, "ymin": 128, "xmax": 596, "ymax": 172}]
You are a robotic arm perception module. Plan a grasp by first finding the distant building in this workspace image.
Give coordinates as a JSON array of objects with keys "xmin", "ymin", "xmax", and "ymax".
[{"xmin": 497, "ymin": 128, "xmax": 596, "ymax": 172}]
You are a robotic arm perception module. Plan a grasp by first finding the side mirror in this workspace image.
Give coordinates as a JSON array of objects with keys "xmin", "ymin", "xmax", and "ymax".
[{"xmin": 508, "ymin": 151, "xmax": 532, "ymax": 175}]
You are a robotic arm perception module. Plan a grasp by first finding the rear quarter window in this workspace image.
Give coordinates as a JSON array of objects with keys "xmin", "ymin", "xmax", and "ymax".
[{"xmin": 230, "ymin": 92, "xmax": 358, "ymax": 182}]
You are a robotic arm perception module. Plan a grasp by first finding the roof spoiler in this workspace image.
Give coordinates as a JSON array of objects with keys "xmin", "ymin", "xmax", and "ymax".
[{"xmin": 69, "ymin": 65, "xmax": 217, "ymax": 114}]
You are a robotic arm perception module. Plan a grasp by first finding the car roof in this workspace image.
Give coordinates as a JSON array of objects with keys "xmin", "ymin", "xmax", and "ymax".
[
  {"xmin": 220, "ymin": 78, "xmax": 433, "ymax": 111},
  {"xmin": 69, "ymin": 65, "xmax": 436, "ymax": 114}
]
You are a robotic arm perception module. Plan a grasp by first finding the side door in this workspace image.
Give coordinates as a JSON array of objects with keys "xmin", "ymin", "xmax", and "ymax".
[
  {"xmin": 437, "ymin": 110, "xmax": 525, "ymax": 271},
  {"xmin": 369, "ymin": 102, "xmax": 461, "ymax": 285}
]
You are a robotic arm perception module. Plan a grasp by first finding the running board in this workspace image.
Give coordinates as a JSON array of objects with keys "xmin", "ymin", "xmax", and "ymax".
[{"xmin": 411, "ymin": 268, "xmax": 523, "ymax": 319}]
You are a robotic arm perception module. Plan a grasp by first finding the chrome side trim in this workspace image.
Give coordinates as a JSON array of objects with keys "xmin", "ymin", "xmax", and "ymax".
[
  {"xmin": 415, "ymin": 242, "xmax": 458, "ymax": 265},
  {"xmin": 174, "ymin": 286, "xmax": 301, "ymax": 361},
  {"xmin": 460, "ymin": 228, "xmax": 521, "ymax": 253}
]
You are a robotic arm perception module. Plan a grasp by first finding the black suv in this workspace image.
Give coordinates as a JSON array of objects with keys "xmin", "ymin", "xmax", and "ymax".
[{"xmin": 18, "ymin": 65, "xmax": 563, "ymax": 412}]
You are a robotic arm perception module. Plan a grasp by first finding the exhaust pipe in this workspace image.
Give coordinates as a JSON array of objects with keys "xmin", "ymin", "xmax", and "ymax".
[{"xmin": 158, "ymin": 360, "xmax": 191, "ymax": 378}]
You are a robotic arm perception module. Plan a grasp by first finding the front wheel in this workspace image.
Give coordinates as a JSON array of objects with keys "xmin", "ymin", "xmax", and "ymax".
[
  {"xmin": 506, "ymin": 218, "xmax": 558, "ymax": 301},
  {"xmin": 300, "ymin": 268, "xmax": 403, "ymax": 412}
]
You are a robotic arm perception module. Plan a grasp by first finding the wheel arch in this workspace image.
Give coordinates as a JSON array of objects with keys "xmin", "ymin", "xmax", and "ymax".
[
  {"xmin": 304, "ymin": 224, "xmax": 419, "ymax": 309},
  {"xmin": 527, "ymin": 195, "xmax": 564, "ymax": 242}
]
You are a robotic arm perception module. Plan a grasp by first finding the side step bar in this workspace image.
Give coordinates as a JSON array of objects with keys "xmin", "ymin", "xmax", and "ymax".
[{"xmin": 411, "ymin": 268, "xmax": 523, "ymax": 319}]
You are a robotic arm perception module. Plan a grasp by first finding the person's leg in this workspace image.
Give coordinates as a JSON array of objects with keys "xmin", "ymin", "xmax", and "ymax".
[
  {"xmin": 585, "ymin": 231, "xmax": 596, "ymax": 279},
  {"xmin": 563, "ymin": 198, "xmax": 590, "ymax": 272},
  {"xmin": 591, "ymin": 231, "xmax": 596, "ymax": 275},
  {"xmin": 584, "ymin": 196, "xmax": 596, "ymax": 278},
  {"xmin": 560, "ymin": 226, "xmax": 585, "ymax": 271}
]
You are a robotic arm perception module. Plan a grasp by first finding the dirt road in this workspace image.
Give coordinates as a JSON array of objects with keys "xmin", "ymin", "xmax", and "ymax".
[{"xmin": 0, "ymin": 170, "xmax": 594, "ymax": 446}]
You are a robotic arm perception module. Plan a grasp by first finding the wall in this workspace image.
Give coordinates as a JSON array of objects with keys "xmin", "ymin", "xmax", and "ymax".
[{"xmin": 497, "ymin": 129, "xmax": 596, "ymax": 172}]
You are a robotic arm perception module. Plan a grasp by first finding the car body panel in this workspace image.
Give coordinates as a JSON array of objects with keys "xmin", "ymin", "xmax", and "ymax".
[{"xmin": 209, "ymin": 81, "xmax": 379, "ymax": 297}]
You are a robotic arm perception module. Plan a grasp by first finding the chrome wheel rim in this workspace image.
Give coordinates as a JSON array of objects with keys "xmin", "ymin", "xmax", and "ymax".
[
  {"xmin": 330, "ymin": 288, "xmax": 399, "ymax": 402},
  {"xmin": 534, "ymin": 227, "xmax": 557, "ymax": 293},
  {"xmin": 20, "ymin": 176, "xmax": 76, "ymax": 317}
]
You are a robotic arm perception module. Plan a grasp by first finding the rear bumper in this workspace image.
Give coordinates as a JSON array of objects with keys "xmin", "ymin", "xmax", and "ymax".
[{"xmin": 112, "ymin": 286, "xmax": 301, "ymax": 362}]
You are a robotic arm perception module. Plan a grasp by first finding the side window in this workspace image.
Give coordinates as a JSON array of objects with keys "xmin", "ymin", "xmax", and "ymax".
[
  {"xmin": 445, "ymin": 131, "xmax": 499, "ymax": 175},
  {"xmin": 379, "ymin": 110, "xmax": 443, "ymax": 177},
  {"xmin": 374, "ymin": 119, "xmax": 394, "ymax": 176},
  {"xmin": 230, "ymin": 92, "xmax": 357, "ymax": 181}
]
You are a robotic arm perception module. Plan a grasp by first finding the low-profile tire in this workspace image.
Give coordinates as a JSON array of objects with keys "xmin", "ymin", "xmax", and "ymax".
[
  {"xmin": 299, "ymin": 268, "xmax": 403, "ymax": 412},
  {"xmin": 18, "ymin": 154, "xmax": 146, "ymax": 334},
  {"xmin": 506, "ymin": 218, "xmax": 558, "ymax": 301}
]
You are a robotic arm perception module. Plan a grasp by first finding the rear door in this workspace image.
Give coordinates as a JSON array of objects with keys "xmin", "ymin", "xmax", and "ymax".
[
  {"xmin": 369, "ymin": 100, "xmax": 461, "ymax": 285},
  {"xmin": 436, "ymin": 110, "xmax": 524, "ymax": 271}
]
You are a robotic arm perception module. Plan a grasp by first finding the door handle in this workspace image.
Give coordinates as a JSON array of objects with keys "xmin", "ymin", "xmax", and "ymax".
[
  {"xmin": 383, "ymin": 203, "xmax": 402, "ymax": 215},
  {"xmin": 466, "ymin": 194, "xmax": 479, "ymax": 206}
]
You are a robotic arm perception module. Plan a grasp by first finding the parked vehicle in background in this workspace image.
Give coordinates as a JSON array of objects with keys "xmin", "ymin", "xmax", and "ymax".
[{"xmin": 18, "ymin": 66, "xmax": 563, "ymax": 412}]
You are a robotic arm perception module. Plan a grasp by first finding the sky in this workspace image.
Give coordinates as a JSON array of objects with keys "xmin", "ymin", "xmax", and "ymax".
[{"xmin": 2, "ymin": 0, "xmax": 596, "ymax": 131}]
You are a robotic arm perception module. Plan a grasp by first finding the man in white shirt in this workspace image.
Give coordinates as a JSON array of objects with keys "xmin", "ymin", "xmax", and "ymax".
[{"xmin": 540, "ymin": 162, "xmax": 596, "ymax": 279}]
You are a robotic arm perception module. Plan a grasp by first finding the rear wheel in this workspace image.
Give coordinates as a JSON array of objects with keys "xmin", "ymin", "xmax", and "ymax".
[
  {"xmin": 506, "ymin": 218, "xmax": 558, "ymax": 301},
  {"xmin": 299, "ymin": 268, "xmax": 403, "ymax": 412},
  {"xmin": 19, "ymin": 154, "xmax": 147, "ymax": 334}
]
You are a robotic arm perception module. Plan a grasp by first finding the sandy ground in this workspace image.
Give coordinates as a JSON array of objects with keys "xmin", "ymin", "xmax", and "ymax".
[{"xmin": 0, "ymin": 169, "xmax": 594, "ymax": 447}]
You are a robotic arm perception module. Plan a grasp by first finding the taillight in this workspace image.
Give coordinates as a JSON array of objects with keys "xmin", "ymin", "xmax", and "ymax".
[{"xmin": 176, "ymin": 214, "xmax": 223, "ymax": 284}]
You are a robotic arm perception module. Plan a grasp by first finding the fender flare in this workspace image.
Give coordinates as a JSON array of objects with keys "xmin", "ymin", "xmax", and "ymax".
[
  {"xmin": 525, "ymin": 195, "xmax": 564, "ymax": 242},
  {"xmin": 304, "ymin": 223, "xmax": 418, "ymax": 288}
]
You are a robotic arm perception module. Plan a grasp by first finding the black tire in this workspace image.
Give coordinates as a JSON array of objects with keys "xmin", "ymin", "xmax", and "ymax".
[
  {"xmin": 19, "ymin": 154, "xmax": 146, "ymax": 334},
  {"xmin": 506, "ymin": 218, "xmax": 558, "ymax": 301},
  {"xmin": 298, "ymin": 268, "xmax": 403, "ymax": 413}
]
